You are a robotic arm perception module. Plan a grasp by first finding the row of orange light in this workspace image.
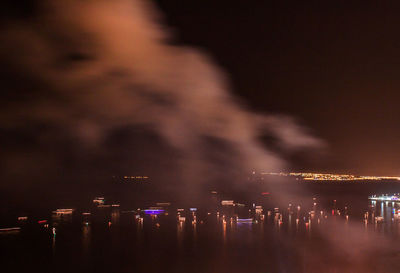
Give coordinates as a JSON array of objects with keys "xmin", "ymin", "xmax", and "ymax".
[{"xmin": 262, "ymin": 172, "xmax": 400, "ymax": 181}]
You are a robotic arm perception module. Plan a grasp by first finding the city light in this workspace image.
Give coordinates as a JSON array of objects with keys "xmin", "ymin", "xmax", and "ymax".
[
  {"xmin": 369, "ymin": 194, "xmax": 400, "ymax": 201},
  {"xmin": 0, "ymin": 227, "xmax": 21, "ymax": 233},
  {"xmin": 221, "ymin": 200, "xmax": 234, "ymax": 206},
  {"xmin": 144, "ymin": 209, "xmax": 164, "ymax": 215},
  {"xmin": 52, "ymin": 209, "xmax": 74, "ymax": 215},
  {"xmin": 262, "ymin": 172, "xmax": 400, "ymax": 181},
  {"xmin": 237, "ymin": 218, "xmax": 253, "ymax": 223},
  {"xmin": 93, "ymin": 197, "xmax": 105, "ymax": 205}
]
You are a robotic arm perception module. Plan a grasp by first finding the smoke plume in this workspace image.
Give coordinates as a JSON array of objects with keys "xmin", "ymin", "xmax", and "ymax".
[{"xmin": 0, "ymin": 0, "xmax": 321, "ymax": 198}]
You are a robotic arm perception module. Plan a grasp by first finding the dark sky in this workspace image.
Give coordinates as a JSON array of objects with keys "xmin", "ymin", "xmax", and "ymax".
[{"xmin": 153, "ymin": 1, "xmax": 400, "ymax": 175}]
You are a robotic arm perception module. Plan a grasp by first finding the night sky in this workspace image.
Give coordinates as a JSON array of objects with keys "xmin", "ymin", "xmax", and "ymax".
[
  {"xmin": 156, "ymin": 1, "xmax": 400, "ymax": 175},
  {"xmin": 1, "ymin": 0, "xmax": 400, "ymax": 209}
]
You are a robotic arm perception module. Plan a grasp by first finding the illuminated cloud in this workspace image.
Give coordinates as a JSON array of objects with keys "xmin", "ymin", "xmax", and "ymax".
[{"xmin": 0, "ymin": 0, "xmax": 322, "ymax": 188}]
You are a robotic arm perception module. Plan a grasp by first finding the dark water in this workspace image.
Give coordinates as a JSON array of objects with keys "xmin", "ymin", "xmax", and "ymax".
[{"xmin": 1, "ymin": 185, "xmax": 400, "ymax": 273}]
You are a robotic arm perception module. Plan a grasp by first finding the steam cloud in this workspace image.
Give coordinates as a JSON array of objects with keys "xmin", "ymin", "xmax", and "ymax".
[{"xmin": 0, "ymin": 0, "xmax": 321, "ymax": 194}]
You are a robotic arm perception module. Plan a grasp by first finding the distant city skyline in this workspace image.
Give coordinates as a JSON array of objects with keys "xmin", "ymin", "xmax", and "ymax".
[{"xmin": 262, "ymin": 171, "xmax": 400, "ymax": 181}]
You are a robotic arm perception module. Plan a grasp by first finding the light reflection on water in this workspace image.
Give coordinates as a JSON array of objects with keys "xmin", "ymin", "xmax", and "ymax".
[
  {"xmin": 1, "ymin": 198, "xmax": 400, "ymax": 273},
  {"xmin": 82, "ymin": 223, "xmax": 90, "ymax": 254},
  {"xmin": 177, "ymin": 221, "xmax": 184, "ymax": 249}
]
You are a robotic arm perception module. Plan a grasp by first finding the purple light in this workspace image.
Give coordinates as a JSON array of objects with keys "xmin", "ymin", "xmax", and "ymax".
[
  {"xmin": 237, "ymin": 218, "xmax": 253, "ymax": 223},
  {"xmin": 144, "ymin": 209, "xmax": 164, "ymax": 215}
]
